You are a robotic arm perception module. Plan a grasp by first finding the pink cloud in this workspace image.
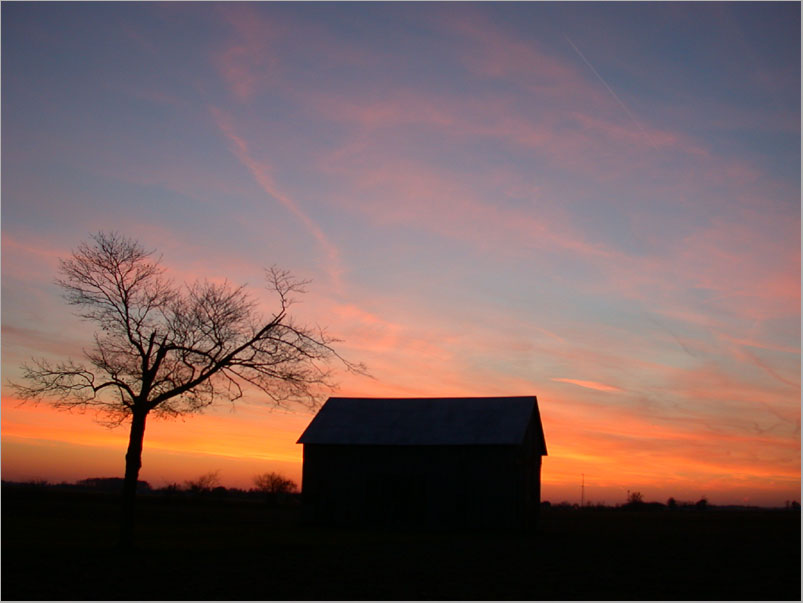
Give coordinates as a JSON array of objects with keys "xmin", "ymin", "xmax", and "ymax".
[
  {"xmin": 719, "ymin": 333, "xmax": 799, "ymax": 356},
  {"xmin": 313, "ymin": 132, "xmax": 798, "ymax": 430},
  {"xmin": 312, "ymin": 139, "xmax": 797, "ymax": 418},
  {"xmin": 551, "ymin": 378, "xmax": 624, "ymax": 393},
  {"xmin": 318, "ymin": 147, "xmax": 616, "ymax": 265},
  {"xmin": 1, "ymin": 325, "xmax": 88, "ymax": 362},
  {"xmin": 313, "ymin": 91, "xmax": 458, "ymax": 131},
  {"xmin": 444, "ymin": 11, "xmax": 586, "ymax": 96},
  {"xmin": 1, "ymin": 233, "xmax": 66, "ymax": 269},
  {"xmin": 215, "ymin": 44, "xmax": 278, "ymax": 102},
  {"xmin": 212, "ymin": 5, "xmax": 285, "ymax": 102},
  {"xmin": 568, "ymin": 111, "xmax": 709, "ymax": 157},
  {"xmin": 212, "ymin": 4, "xmax": 376, "ymax": 104}
]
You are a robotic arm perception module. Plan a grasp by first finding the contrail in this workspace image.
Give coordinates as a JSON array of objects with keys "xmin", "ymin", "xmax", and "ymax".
[
  {"xmin": 565, "ymin": 35, "xmax": 658, "ymax": 150},
  {"xmin": 210, "ymin": 107, "xmax": 345, "ymax": 293}
]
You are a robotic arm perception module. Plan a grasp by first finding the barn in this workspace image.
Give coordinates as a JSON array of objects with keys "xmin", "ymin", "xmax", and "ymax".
[{"xmin": 296, "ymin": 396, "xmax": 547, "ymax": 529}]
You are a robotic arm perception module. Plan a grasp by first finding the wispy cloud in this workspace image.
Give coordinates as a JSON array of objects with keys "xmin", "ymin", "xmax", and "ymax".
[
  {"xmin": 213, "ymin": 4, "xmax": 284, "ymax": 102},
  {"xmin": 551, "ymin": 377, "xmax": 624, "ymax": 393},
  {"xmin": 211, "ymin": 107, "xmax": 345, "ymax": 291}
]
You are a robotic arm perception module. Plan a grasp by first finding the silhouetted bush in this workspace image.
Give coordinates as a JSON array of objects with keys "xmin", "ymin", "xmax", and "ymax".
[
  {"xmin": 628, "ymin": 491, "xmax": 644, "ymax": 504},
  {"xmin": 185, "ymin": 471, "xmax": 221, "ymax": 495},
  {"xmin": 622, "ymin": 491, "xmax": 647, "ymax": 509},
  {"xmin": 252, "ymin": 471, "xmax": 298, "ymax": 506}
]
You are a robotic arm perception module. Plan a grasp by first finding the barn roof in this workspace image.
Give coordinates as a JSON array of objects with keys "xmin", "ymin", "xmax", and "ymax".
[{"xmin": 297, "ymin": 396, "xmax": 547, "ymax": 453}]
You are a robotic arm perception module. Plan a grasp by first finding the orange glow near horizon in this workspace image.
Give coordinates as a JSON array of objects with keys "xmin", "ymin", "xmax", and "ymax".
[{"xmin": 3, "ymin": 388, "xmax": 799, "ymax": 507}]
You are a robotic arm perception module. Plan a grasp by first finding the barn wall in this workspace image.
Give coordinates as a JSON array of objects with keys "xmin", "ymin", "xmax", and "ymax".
[
  {"xmin": 302, "ymin": 444, "xmax": 540, "ymax": 530},
  {"xmin": 521, "ymin": 419, "xmax": 543, "ymax": 529}
]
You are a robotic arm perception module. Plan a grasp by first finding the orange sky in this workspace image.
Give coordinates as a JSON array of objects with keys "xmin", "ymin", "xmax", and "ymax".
[{"xmin": 3, "ymin": 378, "xmax": 799, "ymax": 506}]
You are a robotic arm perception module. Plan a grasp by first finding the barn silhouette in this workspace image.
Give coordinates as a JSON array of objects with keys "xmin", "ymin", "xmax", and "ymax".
[{"xmin": 297, "ymin": 396, "xmax": 547, "ymax": 529}]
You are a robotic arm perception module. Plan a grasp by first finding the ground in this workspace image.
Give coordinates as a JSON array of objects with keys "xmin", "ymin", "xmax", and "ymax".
[{"xmin": 2, "ymin": 484, "xmax": 800, "ymax": 600}]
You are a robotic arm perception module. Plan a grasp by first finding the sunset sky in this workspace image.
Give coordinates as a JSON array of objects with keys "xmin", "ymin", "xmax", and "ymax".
[{"xmin": 2, "ymin": 2, "xmax": 800, "ymax": 506}]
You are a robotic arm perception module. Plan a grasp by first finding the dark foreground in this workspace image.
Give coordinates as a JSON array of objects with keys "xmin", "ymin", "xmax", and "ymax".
[{"xmin": 2, "ymin": 485, "xmax": 800, "ymax": 600}]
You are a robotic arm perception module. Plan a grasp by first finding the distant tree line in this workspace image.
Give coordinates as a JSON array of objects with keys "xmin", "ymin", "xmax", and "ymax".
[
  {"xmin": 539, "ymin": 492, "xmax": 798, "ymax": 512},
  {"xmin": 5, "ymin": 478, "xmax": 798, "ymax": 513},
  {"xmin": 1, "ymin": 470, "xmax": 299, "ymax": 506}
]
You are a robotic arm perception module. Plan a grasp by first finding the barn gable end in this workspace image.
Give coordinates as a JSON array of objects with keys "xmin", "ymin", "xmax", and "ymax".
[{"xmin": 297, "ymin": 396, "xmax": 547, "ymax": 529}]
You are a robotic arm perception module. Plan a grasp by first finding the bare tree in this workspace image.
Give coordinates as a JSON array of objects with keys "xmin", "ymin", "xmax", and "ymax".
[{"xmin": 12, "ymin": 232, "xmax": 363, "ymax": 548}]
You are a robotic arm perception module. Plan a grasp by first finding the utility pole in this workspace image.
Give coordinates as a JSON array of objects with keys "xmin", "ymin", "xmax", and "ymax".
[{"xmin": 581, "ymin": 473, "xmax": 585, "ymax": 508}]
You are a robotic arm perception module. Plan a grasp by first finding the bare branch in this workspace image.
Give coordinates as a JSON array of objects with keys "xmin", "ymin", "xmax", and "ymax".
[{"xmin": 11, "ymin": 357, "xmax": 134, "ymax": 419}]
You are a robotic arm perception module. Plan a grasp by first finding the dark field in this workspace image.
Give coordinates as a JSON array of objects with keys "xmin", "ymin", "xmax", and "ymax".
[{"xmin": 2, "ymin": 485, "xmax": 800, "ymax": 601}]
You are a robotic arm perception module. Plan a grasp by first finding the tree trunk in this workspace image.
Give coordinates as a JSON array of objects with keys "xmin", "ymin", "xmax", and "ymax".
[{"xmin": 119, "ymin": 408, "xmax": 148, "ymax": 550}]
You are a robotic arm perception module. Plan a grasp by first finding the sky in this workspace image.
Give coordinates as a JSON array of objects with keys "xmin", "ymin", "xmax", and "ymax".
[{"xmin": 2, "ymin": 2, "xmax": 800, "ymax": 506}]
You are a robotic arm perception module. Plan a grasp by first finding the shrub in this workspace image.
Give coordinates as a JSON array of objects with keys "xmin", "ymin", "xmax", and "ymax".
[
  {"xmin": 253, "ymin": 472, "xmax": 298, "ymax": 506},
  {"xmin": 184, "ymin": 471, "xmax": 221, "ymax": 494}
]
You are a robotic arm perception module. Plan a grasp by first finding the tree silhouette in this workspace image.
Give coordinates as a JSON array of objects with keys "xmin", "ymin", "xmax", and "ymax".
[
  {"xmin": 253, "ymin": 471, "xmax": 298, "ymax": 505},
  {"xmin": 185, "ymin": 471, "xmax": 221, "ymax": 494},
  {"xmin": 12, "ymin": 232, "xmax": 363, "ymax": 548},
  {"xmin": 627, "ymin": 491, "xmax": 644, "ymax": 505}
]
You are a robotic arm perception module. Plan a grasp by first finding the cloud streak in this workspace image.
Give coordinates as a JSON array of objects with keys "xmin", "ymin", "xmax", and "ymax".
[
  {"xmin": 565, "ymin": 35, "xmax": 659, "ymax": 150},
  {"xmin": 211, "ymin": 107, "xmax": 345, "ymax": 291},
  {"xmin": 551, "ymin": 378, "xmax": 624, "ymax": 393}
]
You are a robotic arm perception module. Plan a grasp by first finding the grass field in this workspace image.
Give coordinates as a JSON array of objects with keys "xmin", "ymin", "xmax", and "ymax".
[{"xmin": 2, "ymin": 484, "xmax": 800, "ymax": 600}]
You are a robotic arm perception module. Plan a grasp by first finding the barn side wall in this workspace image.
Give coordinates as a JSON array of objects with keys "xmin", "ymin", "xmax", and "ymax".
[
  {"xmin": 301, "ymin": 444, "xmax": 540, "ymax": 530},
  {"xmin": 521, "ymin": 419, "xmax": 543, "ymax": 529}
]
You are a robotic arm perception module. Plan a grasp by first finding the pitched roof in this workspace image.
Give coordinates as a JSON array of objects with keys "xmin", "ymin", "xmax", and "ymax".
[{"xmin": 297, "ymin": 396, "xmax": 547, "ymax": 453}]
